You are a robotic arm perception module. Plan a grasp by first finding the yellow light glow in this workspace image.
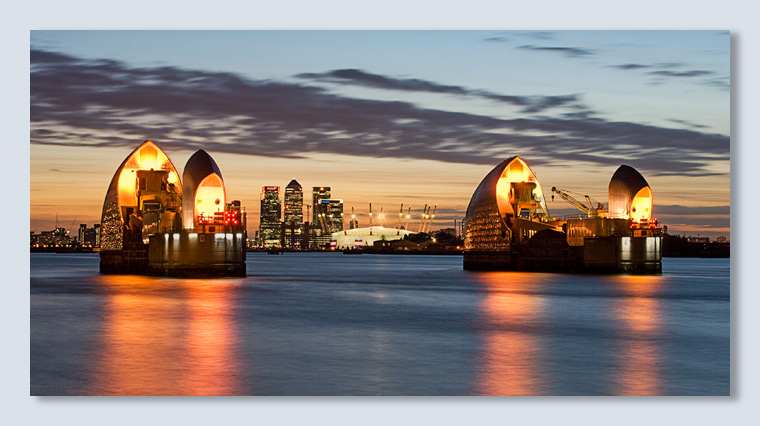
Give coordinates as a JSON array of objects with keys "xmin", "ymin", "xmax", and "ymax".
[
  {"xmin": 116, "ymin": 141, "xmax": 176, "ymax": 209},
  {"xmin": 495, "ymin": 158, "xmax": 547, "ymax": 219},
  {"xmin": 630, "ymin": 187, "xmax": 653, "ymax": 222},
  {"xmin": 195, "ymin": 174, "xmax": 225, "ymax": 223},
  {"xmin": 117, "ymin": 169, "xmax": 138, "ymax": 207}
]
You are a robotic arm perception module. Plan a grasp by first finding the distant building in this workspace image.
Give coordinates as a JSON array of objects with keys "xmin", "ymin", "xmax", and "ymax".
[
  {"xmin": 84, "ymin": 228, "xmax": 97, "ymax": 246},
  {"xmin": 312, "ymin": 186, "xmax": 331, "ymax": 217},
  {"xmin": 313, "ymin": 199, "xmax": 343, "ymax": 247},
  {"xmin": 260, "ymin": 186, "xmax": 282, "ymax": 247},
  {"xmin": 78, "ymin": 224, "xmax": 86, "ymax": 243},
  {"xmin": 251, "ymin": 231, "xmax": 260, "ymax": 248},
  {"xmin": 283, "ymin": 179, "xmax": 304, "ymax": 249},
  {"xmin": 39, "ymin": 230, "xmax": 54, "ymax": 246},
  {"xmin": 94, "ymin": 224, "xmax": 101, "ymax": 247},
  {"xmin": 687, "ymin": 236, "xmax": 710, "ymax": 243},
  {"xmin": 437, "ymin": 228, "xmax": 457, "ymax": 238},
  {"xmin": 716, "ymin": 236, "xmax": 728, "ymax": 243},
  {"xmin": 331, "ymin": 226, "xmax": 415, "ymax": 249},
  {"xmin": 53, "ymin": 227, "xmax": 69, "ymax": 246},
  {"xmin": 310, "ymin": 187, "xmax": 331, "ymax": 247},
  {"xmin": 319, "ymin": 199, "xmax": 344, "ymax": 232}
]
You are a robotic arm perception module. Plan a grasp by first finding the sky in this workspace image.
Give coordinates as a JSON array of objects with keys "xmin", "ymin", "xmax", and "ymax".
[{"xmin": 29, "ymin": 30, "xmax": 730, "ymax": 239}]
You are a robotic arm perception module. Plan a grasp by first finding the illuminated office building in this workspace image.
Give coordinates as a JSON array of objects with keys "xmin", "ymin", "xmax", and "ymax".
[
  {"xmin": 310, "ymin": 186, "xmax": 331, "ymax": 247},
  {"xmin": 283, "ymin": 179, "xmax": 304, "ymax": 248},
  {"xmin": 260, "ymin": 186, "xmax": 282, "ymax": 247}
]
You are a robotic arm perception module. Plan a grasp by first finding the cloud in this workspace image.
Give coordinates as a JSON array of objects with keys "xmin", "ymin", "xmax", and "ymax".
[
  {"xmin": 612, "ymin": 62, "xmax": 688, "ymax": 72},
  {"xmin": 612, "ymin": 63, "xmax": 650, "ymax": 70},
  {"xmin": 483, "ymin": 31, "xmax": 554, "ymax": 44},
  {"xmin": 296, "ymin": 69, "xmax": 583, "ymax": 114},
  {"xmin": 517, "ymin": 45, "xmax": 594, "ymax": 58},
  {"xmin": 668, "ymin": 118, "xmax": 708, "ymax": 130},
  {"xmin": 30, "ymin": 49, "xmax": 729, "ymax": 177},
  {"xmin": 648, "ymin": 70, "xmax": 714, "ymax": 78},
  {"xmin": 655, "ymin": 205, "xmax": 729, "ymax": 215},
  {"xmin": 610, "ymin": 62, "xmax": 727, "ymax": 91},
  {"xmin": 703, "ymin": 77, "xmax": 730, "ymax": 91}
]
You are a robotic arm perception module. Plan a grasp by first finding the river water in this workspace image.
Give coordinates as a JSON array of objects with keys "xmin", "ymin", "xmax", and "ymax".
[{"xmin": 30, "ymin": 253, "xmax": 729, "ymax": 396}]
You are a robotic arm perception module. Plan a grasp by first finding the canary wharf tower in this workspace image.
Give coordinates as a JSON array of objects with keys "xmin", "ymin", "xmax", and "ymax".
[
  {"xmin": 283, "ymin": 179, "xmax": 304, "ymax": 248},
  {"xmin": 260, "ymin": 186, "xmax": 281, "ymax": 247}
]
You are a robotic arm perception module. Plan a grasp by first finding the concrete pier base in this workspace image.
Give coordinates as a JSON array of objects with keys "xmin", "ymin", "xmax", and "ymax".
[{"xmin": 100, "ymin": 231, "xmax": 247, "ymax": 278}]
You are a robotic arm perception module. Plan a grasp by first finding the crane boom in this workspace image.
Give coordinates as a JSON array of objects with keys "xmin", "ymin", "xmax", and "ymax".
[
  {"xmin": 552, "ymin": 187, "xmax": 592, "ymax": 216},
  {"xmin": 551, "ymin": 187, "xmax": 606, "ymax": 217}
]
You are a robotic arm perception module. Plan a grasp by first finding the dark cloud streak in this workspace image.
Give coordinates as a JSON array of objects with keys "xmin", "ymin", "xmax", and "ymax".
[
  {"xmin": 30, "ymin": 49, "xmax": 729, "ymax": 177},
  {"xmin": 649, "ymin": 70, "xmax": 714, "ymax": 78},
  {"xmin": 517, "ymin": 45, "xmax": 595, "ymax": 57},
  {"xmin": 296, "ymin": 69, "xmax": 582, "ymax": 114}
]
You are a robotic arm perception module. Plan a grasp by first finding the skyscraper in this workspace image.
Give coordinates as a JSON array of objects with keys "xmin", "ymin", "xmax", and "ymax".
[
  {"xmin": 260, "ymin": 186, "xmax": 281, "ymax": 247},
  {"xmin": 94, "ymin": 224, "xmax": 101, "ymax": 247},
  {"xmin": 313, "ymin": 198, "xmax": 344, "ymax": 247},
  {"xmin": 78, "ymin": 224, "xmax": 86, "ymax": 243},
  {"xmin": 312, "ymin": 187, "xmax": 330, "ymax": 222},
  {"xmin": 310, "ymin": 186, "xmax": 330, "ymax": 247},
  {"xmin": 324, "ymin": 199, "xmax": 344, "ymax": 233},
  {"xmin": 283, "ymin": 179, "xmax": 304, "ymax": 248}
]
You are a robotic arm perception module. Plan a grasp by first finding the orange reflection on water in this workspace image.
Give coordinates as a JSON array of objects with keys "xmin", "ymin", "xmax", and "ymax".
[
  {"xmin": 184, "ymin": 280, "xmax": 241, "ymax": 395},
  {"xmin": 93, "ymin": 276, "xmax": 241, "ymax": 395},
  {"xmin": 474, "ymin": 272, "xmax": 546, "ymax": 396},
  {"xmin": 612, "ymin": 275, "xmax": 663, "ymax": 396}
]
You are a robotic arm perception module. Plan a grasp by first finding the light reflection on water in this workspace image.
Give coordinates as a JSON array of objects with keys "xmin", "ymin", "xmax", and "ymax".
[
  {"xmin": 611, "ymin": 275, "xmax": 663, "ymax": 396},
  {"xmin": 92, "ymin": 276, "xmax": 242, "ymax": 396},
  {"xmin": 474, "ymin": 273, "xmax": 546, "ymax": 395},
  {"xmin": 30, "ymin": 253, "xmax": 729, "ymax": 396}
]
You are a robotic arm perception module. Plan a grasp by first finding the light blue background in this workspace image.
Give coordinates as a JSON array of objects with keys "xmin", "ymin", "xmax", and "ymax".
[{"xmin": 8, "ymin": 0, "xmax": 756, "ymax": 425}]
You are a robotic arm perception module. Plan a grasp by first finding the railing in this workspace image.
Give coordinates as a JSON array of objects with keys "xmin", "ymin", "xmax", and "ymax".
[{"xmin": 548, "ymin": 214, "xmax": 587, "ymax": 221}]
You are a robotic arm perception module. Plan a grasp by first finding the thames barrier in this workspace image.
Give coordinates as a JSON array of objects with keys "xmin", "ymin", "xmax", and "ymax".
[
  {"xmin": 99, "ymin": 141, "xmax": 246, "ymax": 277},
  {"xmin": 462, "ymin": 156, "xmax": 662, "ymax": 273},
  {"xmin": 97, "ymin": 143, "xmax": 661, "ymax": 276}
]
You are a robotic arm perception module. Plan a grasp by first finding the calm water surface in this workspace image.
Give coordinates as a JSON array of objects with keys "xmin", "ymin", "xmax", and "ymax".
[{"xmin": 30, "ymin": 253, "xmax": 729, "ymax": 395}]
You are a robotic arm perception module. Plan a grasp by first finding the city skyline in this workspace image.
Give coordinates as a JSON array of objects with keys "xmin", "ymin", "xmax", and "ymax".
[{"xmin": 30, "ymin": 31, "xmax": 730, "ymax": 239}]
